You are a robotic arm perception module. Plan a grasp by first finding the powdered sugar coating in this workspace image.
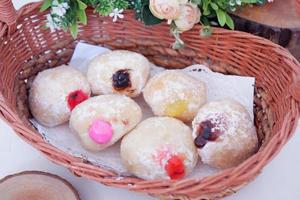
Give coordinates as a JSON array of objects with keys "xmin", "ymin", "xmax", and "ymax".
[
  {"xmin": 192, "ymin": 100, "xmax": 258, "ymax": 169},
  {"xmin": 29, "ymin": 65, "xmax": 91, "ymax": 127},
  {"xmin": 69, "ymin": 95, "xmax": 142, "ymax": 151},
  {"xmin": 120, "ymin": 117, "xmax": 198, "ymax": 180},
  {"xmin": 143, "ymin": 70, "xmax": 207, "ymax": 122},
  {"xmin": 87, "ymin": 50, "xmax": 150, "ymax": 97}
]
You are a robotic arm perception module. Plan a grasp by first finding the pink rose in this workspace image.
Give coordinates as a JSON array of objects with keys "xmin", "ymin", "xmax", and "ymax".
[
  {"xmin": 174, "ymin": 3, "xmax": 201, "ymax": 32},
  {"xmin": 149, "ymin": 0, "xmax": 181, "ymax": 20}
]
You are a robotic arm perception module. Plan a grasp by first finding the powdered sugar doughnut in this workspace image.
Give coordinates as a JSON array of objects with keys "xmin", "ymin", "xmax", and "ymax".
[
  {"xmin": 29, "ymin": 65, "xmax": 91, "ymax": 127},
  {"xmin": 192, "ymin": 100, "xmax": 258, "ymax": 169},
  {"xmin": 69, "ymin": 95, "xmax": 142, "ymax": 151},
  {"xmin": 87, "ymin": 50, "xmax": 150, "ymax": 97},
  {"xmin": 143, "ymin": 70, "xmax": 207, "ymax": 122},
  {"xmin": 121, "ymin": 117, "xmax": 198, "ymax": 180}
]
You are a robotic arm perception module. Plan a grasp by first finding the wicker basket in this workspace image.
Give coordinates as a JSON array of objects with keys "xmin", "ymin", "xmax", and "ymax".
[{"xmin": 1, "ymin": 1, "xmax": 300, "ymax": 199}]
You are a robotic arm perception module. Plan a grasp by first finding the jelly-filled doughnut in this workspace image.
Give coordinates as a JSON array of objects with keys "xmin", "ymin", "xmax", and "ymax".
[
  {"xmin": 87, "ymin": 50, "xmax": 150, "ymax": 97},
  {"xmin": 69, "ymin": 95, "xmax": 142, "ymax": 151},
  {"xmin": 29, "ymin": 65, "xmax": 91, "ymax": 127},
  {"xmin": 143, "ymin": 70, "xmax": 207, "ymax": 122},
  {"xmin": 120, "ymin": 117, "xmax": 198, "ymax": 180},
  {"xmin": 192, "ymin": 100, "xmax": 258, "ymax": 169}
]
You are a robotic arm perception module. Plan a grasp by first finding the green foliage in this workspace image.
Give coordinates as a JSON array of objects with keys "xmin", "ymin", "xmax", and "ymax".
[
  {"xmin": 192, "ymin": 0, "xmax": 260, "ymax": 30},
  {"xmin": 62, "ymin": 0, "xmax": 87, "ymax": 37},
  {"xmin": 225, "ymin": 12, "xmax": 234, "ymax": 29},
  {"xmin": 113, "ymin": 0, "xmax": 129, "ymax": 10},
  {"xmin": 70, "ymin": 22, "xmax": 78, "ymax": 38},
  {"xmin": 216, "ymin": 9, "xmax": 226, "ymax": 26},
  {"xmin": 82, "ymin": 0, "xmax": 129, "ymax": 16},
  {"xmin": 191, "ymin": 0, "xmax": 202, "ymax": 4},
  {"xmin": 129, "ymin": 0, "xmax": 144, "ymax": 20},
  {"xmin": 40, "ymin": 0, "xmax": 52, "ymax": 11},
  {"xmin": 42, "ymin": 0, "xmax": 267, "ymax": 42},
  {"xmin": 94, "ymin": 0, "xmax": 114, "ymax": 16}
]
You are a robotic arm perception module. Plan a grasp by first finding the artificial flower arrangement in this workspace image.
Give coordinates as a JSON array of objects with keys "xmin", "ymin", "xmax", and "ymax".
[{"xmin": 41, "ymin": 0, "xmax": 273, "ymax": 48}]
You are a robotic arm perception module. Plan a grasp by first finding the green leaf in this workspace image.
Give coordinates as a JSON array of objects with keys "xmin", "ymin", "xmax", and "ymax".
[
  {"xmin": 112, "ymin": 0, "xmax": 129, "ymax": 9},
  {"xmin": 201, "ymin": 16, "xmax": 210, "ymax": 26},
  {"xmin": 77, "ymin": 9, "xmax": 87, "ymax": 25},
  {"xmin": 40, "ymin": 0, "xmax": 52, "ymax": 12},
  {"xmin": 216, "ymin": 9, "xmax": 226, "ymax": 26},
  {"xmin": 141, "ymin": 4, "xmax": 162, "ymax": 25},
  {"xmin": 94, "ymin": 0, "xmax": 114, "ymax": 16},
  {"xmin": 216, "ymin": 1, "xmax": 226, "ymax": 8},
  {"xmin": 203, "ymin": 0, "xmax": 209, "ymax": 11},
  {"xmin": 77, "ymin": 0, "xmax": 87, "ymax": 10},
  {"xmin": 191, "ymin": 0, "xmax": 202, "ymax": 5},
  {"xmin": 210, "ymin": 2, "xmax": 218, "ymax": 10},
  {"xmin": 70, "ymin": 23, "xmax": 78, "ymax": 38},
  {"xmin": 242, "ymin": 0, "xmax": 259, "ymax": 3},
  {"xmin": 203, "ymin": 9, "xmax": 211, "ymax": 15},
  {"xmin": 225, "ymin": 13, "xmax": 234, "ymax": 29},
  {"xmin": 131, "ymin": 0, "xmax": 143, "ymax": 20}
]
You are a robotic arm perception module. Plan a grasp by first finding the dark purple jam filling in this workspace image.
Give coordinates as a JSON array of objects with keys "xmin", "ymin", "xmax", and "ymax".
[
  {"xmin": 194, "ymin": 120, "xmax": 221, "ymax": 148},
  {"xmin": 112, "ymin": 69, "xmax": 131, "ymax": 91}
]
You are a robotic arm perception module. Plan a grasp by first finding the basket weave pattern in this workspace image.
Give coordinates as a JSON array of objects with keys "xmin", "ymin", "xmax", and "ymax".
[{"xmin": 1, "ymin": 1, "xmax": 300, "ymax": 199}]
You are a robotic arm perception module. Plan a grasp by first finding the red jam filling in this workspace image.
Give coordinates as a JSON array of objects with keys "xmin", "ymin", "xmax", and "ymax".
[
  {"xmin": 194, "ymin": 120, "xmax": 222, "ymax": 148},
  {"xmin": 164, "ymin": 155, "xmax": 185, "ymax": 180},
  {"xmin": 67, "ymin": 90, "xmax": 89, "ymax": 110}
]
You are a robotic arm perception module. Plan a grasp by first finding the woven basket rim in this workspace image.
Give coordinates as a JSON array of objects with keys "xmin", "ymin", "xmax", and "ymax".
[{"xmin": 1, "ymin": 1, "xmax": 300, "ymax": 199}]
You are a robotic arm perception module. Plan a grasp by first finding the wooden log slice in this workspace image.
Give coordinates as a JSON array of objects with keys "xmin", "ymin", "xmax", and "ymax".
[
  {"xmin": 0, "ymin": 171, "xmax": 80, "ymax": 200},
  {"xmin": 232, "ymin": 0, "xmax": 300, "ymax": 60}
]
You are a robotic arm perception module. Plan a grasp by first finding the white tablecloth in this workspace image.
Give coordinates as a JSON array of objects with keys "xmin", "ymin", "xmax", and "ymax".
[{"xmin": 0, "ymin": 1, "xmax": 299, "ymax": 199}]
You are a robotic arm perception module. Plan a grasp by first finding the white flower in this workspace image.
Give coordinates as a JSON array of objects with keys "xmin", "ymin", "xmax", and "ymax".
[
  {"xmin": 51, "ymin": 1, "xmax": 69, "ymax": 17},
  {"xmin": 109, "ymin": 8, "xmax": 124, "ymax": 22},
  {"xmin": 46, "ymin": 14, "xmax": 59, "ymax": 32},
  {"xmin": 60, "ymin": 2, "xmax": 69, "ymax": 9},
  {"xmin": 52, "ymin": 7, "xmax": 65, "ymax": 16},
  {"xmin": 52, "ymin": 0, "xmax": 59, "ymax": 6}
]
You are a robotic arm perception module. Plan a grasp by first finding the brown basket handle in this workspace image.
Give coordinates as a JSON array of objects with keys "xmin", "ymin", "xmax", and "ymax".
[{"xmin": 0, "ymin": 0, "xmax": 17, "ymax": 35}]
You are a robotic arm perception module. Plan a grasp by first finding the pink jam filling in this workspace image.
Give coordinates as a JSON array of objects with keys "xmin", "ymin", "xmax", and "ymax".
[{"xmin": 88, "ymin": 119, "xmax": 113, "ymax": 144}]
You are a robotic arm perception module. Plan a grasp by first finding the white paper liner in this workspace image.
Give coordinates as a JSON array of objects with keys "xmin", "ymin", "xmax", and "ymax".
[{"xmin": 30, "ymin": 42, "xmax": 255, "ymax": 178}]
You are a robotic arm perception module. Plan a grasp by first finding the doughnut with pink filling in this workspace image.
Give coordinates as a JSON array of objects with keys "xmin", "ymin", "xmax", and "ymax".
[{"xmin": 69, "ymin": 95, "xmax": 142, "ymax": 151}]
